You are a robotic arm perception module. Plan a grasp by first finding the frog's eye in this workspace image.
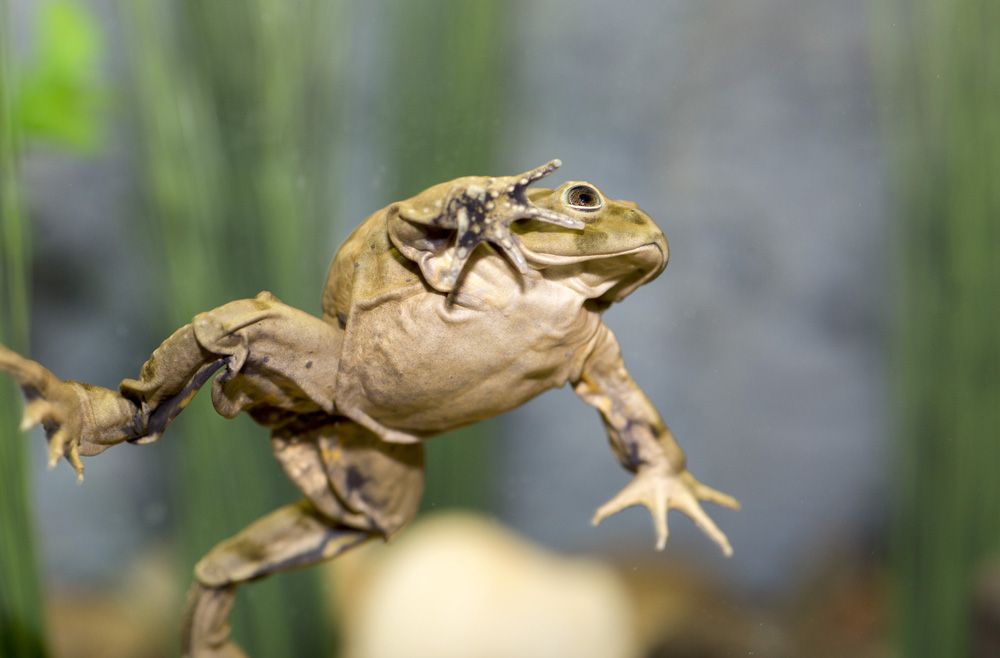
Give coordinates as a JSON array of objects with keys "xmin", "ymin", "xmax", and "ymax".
[{"xmin": 563, "ymin": 184, "xmax": 603, "ymax": 211}]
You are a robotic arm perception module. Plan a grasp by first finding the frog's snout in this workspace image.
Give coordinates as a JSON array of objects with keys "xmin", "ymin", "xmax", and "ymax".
[
  {"xmin": 632, "ymin": 209, "xmax": 669, "ymax": 276},
  {"xmin": 636, "ymin": 235, "xmax": 668, "ymax": 282},
  {"xmin": 651, "ymin": 228, "xmax": 669, "ymax": 273}
]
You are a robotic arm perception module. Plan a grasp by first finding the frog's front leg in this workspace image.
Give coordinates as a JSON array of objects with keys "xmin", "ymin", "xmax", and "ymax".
[
  {"xmin": 574, "ymin": 325, "xmax": 740, "ymax": 555},
  {"xmin": 388, "ymin": 159, "xmax": 584, "ymax": 292},
  {"xmin": 0, "ymin": 333, "xmax": 223, "ymax": 479},
  {"xmin": 0, "ymin": 292, "xmax": 341, "ymax": 479}
]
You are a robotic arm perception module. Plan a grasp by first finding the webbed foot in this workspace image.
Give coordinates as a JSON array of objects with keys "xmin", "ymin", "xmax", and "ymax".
[
  {"xmin": 397, "ymin": 159, "xmax": 584, "ymax": 290},
  {"xmin": 592, "ymin": 466, "xmax": 740, "ymax": 556}
]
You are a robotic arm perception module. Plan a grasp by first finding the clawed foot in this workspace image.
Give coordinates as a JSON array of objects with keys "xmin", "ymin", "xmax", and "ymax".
[
  {"xmin": 0, "ymin": 344, "xmax": 86, "ymax": 479},
  {"xmin": 592, "ymin": 466, "xmax": 740, "ymax": 556},
  {"xmin": 399, "ymin": 159, "xmax": 584, "ymax": 290}
]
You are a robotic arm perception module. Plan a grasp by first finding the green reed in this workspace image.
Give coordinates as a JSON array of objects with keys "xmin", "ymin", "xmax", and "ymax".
[
  {"xmin": 382, "ymin": 0, "xmax": 511, "ymax": 512},
  {"xmin": 875, "ymin": 1, "xmax": 1000, "ymax": 655},
  {"xmin": 0, "ymin": 0, "xmax": 46, "ymax": 654},
  {"xmin": 1, "ymin": 3, "xmax": 105, "ymax": 653},
  {"xmin": 119, "ymin": 0, "xmax": 343, "ymax": 655}
]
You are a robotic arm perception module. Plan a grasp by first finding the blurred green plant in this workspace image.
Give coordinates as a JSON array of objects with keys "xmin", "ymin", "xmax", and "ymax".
[
  {"xmin": 0, "ymin": 19, "xmax": 45, "ymax": 658},
  {"xmin": 382, "ymin": 0, "xmax": 511, "ymax": 512},
  {"xmin": 119, "ymin": 0, "xmax": 344, "ymax": 655},
  {"xmin": 12, "ymin": 1, "xmax": 104, "ymax": 151},
  {"xmin": 1, "ymin": 2, "xmax": 104, "ymax": 656},
  {"xmin": 876, "ymin": 1, "xmax": 1000, "ymax": 656}
]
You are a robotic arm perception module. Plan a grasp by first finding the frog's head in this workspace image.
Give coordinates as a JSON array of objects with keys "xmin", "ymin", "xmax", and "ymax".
[{"xmin": 514, "ymin": 182, "xmax": 668, "ymax": 303}]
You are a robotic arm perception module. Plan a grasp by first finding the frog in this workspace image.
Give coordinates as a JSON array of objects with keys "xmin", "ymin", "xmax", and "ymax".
[{"xmin": 0, "ymin": 159, "xmax": 739, "ymax": 658}]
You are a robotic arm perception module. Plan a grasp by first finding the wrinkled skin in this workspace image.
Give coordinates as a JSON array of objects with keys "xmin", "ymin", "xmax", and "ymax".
[{"xmin": 0, "ymin": 160, "xmax": 738, "ymax": 658}]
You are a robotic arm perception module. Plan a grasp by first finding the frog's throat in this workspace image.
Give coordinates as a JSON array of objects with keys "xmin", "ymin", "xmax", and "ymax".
[
  {"xmin": 521, "ymin": 241, "xmax": 667, "ymax": 300},
  {"xmin": 520, "ymin": 241, "xmax": 665, "ymax": 270}
]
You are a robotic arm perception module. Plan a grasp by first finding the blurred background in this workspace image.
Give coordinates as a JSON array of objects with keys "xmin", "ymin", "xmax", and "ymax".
[{"xmin": 0, "ymin": 0, "xmax": 997, "ymax": 656}]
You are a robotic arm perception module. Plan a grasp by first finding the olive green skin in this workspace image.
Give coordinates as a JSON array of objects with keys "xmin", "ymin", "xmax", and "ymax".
[{"xmin": 323, "ymin": 180, "xmax": 668, "ymax": 439}]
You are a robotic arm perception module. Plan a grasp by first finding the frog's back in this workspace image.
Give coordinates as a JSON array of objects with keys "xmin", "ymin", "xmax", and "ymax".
[{"xmin": 322, "ymin": 209, "xmax": 427, "ymax": 328}]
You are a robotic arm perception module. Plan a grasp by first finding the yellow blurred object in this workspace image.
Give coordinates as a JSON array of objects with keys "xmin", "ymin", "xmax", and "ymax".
[
  {"xmin": 46, "ymin": 549, "xmax": 180, "ymax": 658},
  {"xmin": 328, "ymin": 513, "xmax": 639, "ymax": 658}
]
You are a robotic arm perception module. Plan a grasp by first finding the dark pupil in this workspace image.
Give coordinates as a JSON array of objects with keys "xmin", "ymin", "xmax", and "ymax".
[{"xmin": 570, "ymin": 187, "xmax": 598, "ymax": 207}]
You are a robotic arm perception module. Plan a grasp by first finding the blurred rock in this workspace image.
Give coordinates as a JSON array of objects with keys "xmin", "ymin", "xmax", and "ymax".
[{"xmin": 327, "ymin": 512, "xmax": 639, "ymax": 658}]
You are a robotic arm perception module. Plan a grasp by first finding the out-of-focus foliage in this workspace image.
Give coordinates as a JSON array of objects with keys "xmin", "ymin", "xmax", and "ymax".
[
  {"xmin": 876, "ymin": 0, "xmax": 1000, "ymax": 656},
  {"xmin": 12, "ymin": 1, "xmax": 103, "ymax": 151},
  {"xmin": 0, "ymin": 45, "xmax": 46, "ymax": 658},
  {"xmin": 1, "ymin": 2, "xmax": 105, "ymax": 656},
  {"xmin": 382, "ymin": 0, "xmax": 510, "ymax": 512},
  {"xmin": 119, "ymin": 0, "xmax": 343, "ymax": 655}
]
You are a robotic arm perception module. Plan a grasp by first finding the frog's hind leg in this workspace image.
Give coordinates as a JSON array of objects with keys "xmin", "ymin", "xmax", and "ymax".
[
  {"xmin": 183, "ymin": 420, "xmax": 423, "ymax": 658},
  {"xmin": 181, "ymin": 500, "xmax": 372, "ymax": 658}
]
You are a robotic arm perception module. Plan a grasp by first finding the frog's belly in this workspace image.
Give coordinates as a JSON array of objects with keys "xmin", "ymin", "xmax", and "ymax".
[{"xmin": 338, "ymin": 278, "xmax": 599, "ymax": 434}]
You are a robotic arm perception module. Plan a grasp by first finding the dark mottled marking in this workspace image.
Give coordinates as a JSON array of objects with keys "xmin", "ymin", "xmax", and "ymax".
[
  {"xmin": 262, "ymin": 530, "xmax": 370, "ymax": 579},
  {"xmin": 228, "ymin": 535, "xmax": 270, "ymax": 563},
  {"xmin": 574, "ymin": 227, "xmax": 609, "ymax": 251},
  {"xmin": 261, "ymin": 355, "xmax": 270, "ymax": 365},
  {"xmin": 625, "ymin": 210, "xmax": 645, "ymax": 225},
  {"xmin": 305, "ymin": 361, "xmax": 313, "ymax": 369},
  {"xmin": 459, "ymin": 231, "xmax": 480, "ymax": 248},
  {"xmin": 345, "ymin": 465, "xmax": 369, "ymax": 491},
  {"xmin": 626, "ymin": 439, "xmax": 642, "ymax": 471},
  {"xmin": 618, "ymin": 419, "xmax": 644, "ymax": 470}
]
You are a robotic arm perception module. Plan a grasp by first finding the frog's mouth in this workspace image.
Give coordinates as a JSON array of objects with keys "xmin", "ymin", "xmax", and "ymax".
[{"xmin": 519, "ymin": 240, "xmax": 668, "ymax": 302}]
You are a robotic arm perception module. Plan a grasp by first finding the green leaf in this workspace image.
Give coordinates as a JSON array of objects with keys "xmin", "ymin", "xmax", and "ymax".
[{"xmin": 14, "ymin": 0, "xmax": 104, "ymax": 152}]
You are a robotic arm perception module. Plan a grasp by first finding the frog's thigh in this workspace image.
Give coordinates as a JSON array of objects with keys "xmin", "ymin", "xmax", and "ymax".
[
  {"xmin": 270, "ymin": 429, "xmax": 377, "ymax": 532},
  {"xmin": 194, "ymin": 499, "xmax": 371, "ymax": 588},
  {"xmin": 272, "ymin": 422, "xmax": 425, "ymax": 539}
]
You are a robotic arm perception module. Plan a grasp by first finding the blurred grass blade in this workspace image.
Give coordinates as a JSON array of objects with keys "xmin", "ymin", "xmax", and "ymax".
[
  {"xmin": 0, "ymin": 0, "xmax": 47, "ymax": 655},
  {"xmin": 119, "ymin": 0, "xmax": 343, "ymax": 655},
  {"xmin": 381, "ymin": 0, "xmax": 511, "ymax": 512},
  {"xmin": 875, "ymin": 1, "xmax": 1000, "ymax": 656}
]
